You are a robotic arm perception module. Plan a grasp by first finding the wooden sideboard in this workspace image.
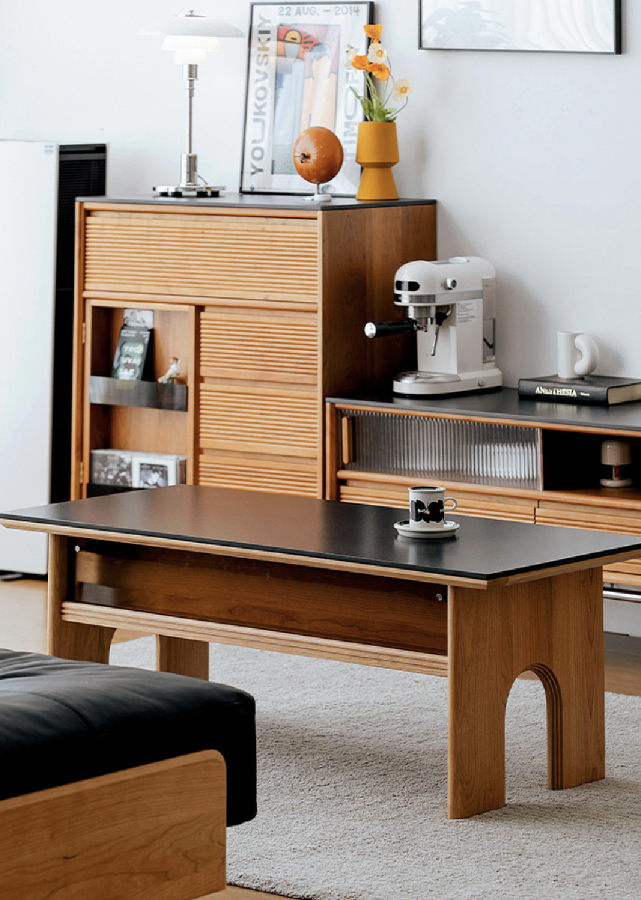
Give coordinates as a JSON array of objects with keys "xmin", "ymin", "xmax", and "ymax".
[
  {"xmin": 326, "ymin": 389, "xmax": 641, "ymax": 592},
  {"xmin": 71, "ymin": 195, "xmax": 436, "ymax": 500}
]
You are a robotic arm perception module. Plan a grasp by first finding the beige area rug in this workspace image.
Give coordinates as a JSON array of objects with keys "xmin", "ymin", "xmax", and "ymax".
[{"xmin": 111, "ymin": 638, "xmax": 641, "ymax": 900}]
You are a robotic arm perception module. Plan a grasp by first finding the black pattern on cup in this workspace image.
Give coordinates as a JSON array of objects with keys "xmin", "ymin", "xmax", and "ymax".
[{"xmin": 408, "ymin": 486, "xmax": 457, "ymax": 531}]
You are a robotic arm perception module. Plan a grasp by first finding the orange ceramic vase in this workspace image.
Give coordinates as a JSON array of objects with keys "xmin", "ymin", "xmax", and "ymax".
[{"xmin": 355, "ymin": 121, "xmax": 399, "ymax": 201}]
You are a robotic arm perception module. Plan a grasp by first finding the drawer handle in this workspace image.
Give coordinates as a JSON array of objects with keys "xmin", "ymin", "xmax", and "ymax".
[{"xmin": 341, "ymin": 416, "xmax": 354, "ymax": 466}]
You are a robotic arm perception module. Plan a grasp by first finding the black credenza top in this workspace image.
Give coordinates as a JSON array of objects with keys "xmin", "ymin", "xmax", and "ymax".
[
  {"xmin": 326, "ymin": 387, "xmax": 641, "ymax": 433},
  {"xmin": 76, "ymin": 194, "xmax": 436, "ymax": 212}
]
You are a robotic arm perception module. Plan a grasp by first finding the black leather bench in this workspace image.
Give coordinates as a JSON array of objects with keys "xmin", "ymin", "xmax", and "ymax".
[{"xmin": 0, "ymin": 648, "xmax": 257, "ymax": 900}]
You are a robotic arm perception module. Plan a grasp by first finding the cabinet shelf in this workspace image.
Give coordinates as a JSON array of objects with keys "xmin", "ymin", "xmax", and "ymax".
[{"xmin": 89, "ymin": 376, "xmax": 188, "ymax": 412}]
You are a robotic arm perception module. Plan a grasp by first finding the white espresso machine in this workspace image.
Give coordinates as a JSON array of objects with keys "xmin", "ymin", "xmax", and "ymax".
[{"xmin": 365, "ymin": 256, "xmax": 502, "ymax": 397}]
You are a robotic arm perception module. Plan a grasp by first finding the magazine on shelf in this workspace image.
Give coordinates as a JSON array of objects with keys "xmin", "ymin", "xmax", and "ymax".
[{"xmin": 112, "ymin": 324, "xmax": 152, "ymax": 380}]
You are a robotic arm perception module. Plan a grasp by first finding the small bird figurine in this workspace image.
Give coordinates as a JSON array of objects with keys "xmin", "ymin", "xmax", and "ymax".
[{"xmin": 158, "ymin": 357, "xmax": 181, "ymax": 384}]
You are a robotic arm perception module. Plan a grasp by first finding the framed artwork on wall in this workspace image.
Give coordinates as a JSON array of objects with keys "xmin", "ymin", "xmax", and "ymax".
[
  {"xmin": 419, "ymin": 1, "xmax": 621, "ymax": 54},
  {"xmin": 240, "ymin": 1, "xmax": 373, "ymax": 195}
]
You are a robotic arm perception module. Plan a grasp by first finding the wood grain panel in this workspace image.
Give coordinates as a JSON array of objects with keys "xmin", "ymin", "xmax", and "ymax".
[
  {"xmin": 48, "ymin": 535, "xmax": 114, "ymax": 663},
  {"xmin": 536, "ymin": 500, "xmax": 641, "ymax": 535},
  {"xmin": 156, "ymin": 635, "xmax": 210, "ymax": 679},
  {"xmin": 75, "ymin": 546, "xmax": 449, "ymax": 656},
  {"xmin": 338, "ymin": 480, "xmax": 536, "ymax": 523},
  {"xmin": 83, "ymin": 212, "xmax": 319, "ymax": 301},
  {"xmin": 200, "ymin": 311, "xmax": 317, "ymax": 382},
  {"xmin": 448, "ymin": 568, "xmax": 605, "ymax": 818},
  {"xmin": 64, "ymin": 602, "xmax": 449, "ymax": 676},
  {"xmin": 199, "ymin": 453, "xmax": 319, "ymax": 497},
  {"xmin": 604, "ymin": 558, "xmax": 641, "ymax": 581},
  {"xmin": 100, "ymin": 406, "xmax": 190, "ymax": 457},
  {"xmin": 200, "ymin": 384, "xmax": 318, "ymax": 457},
  {"xmin": 0, "ymin": 751, "xmax": 226, "ymax": 900},
  {"xmin": 319, "ymin": 204, "xmax": 437, "ymax": 395}
]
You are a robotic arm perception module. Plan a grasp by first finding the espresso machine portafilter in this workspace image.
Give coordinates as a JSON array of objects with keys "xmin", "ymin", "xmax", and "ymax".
[{"xmin": 365, "ymin": 256, "xmax": 502, "ymax": 397}]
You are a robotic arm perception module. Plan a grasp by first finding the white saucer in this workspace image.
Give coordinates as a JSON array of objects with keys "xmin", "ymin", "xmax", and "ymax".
[{"xmin": 394, "ymin": 520, "xmax": 460, "ymax": 539}]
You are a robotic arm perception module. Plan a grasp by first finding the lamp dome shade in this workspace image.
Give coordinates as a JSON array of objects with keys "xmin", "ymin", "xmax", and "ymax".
[{"xmin": 141, "ymin": 12, "xmax": 245, "ymax": 41}]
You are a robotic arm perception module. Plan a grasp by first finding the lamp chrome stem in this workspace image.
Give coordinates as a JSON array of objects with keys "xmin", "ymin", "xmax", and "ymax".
[
  {"xmin": 184, "ymin": 64, "xmax": 197, "ymax": 157},
  {"xmin": 180, "ymin": 64, "xmax": 198, "ymax": 185},
  {"xmin": 156, "ymin": 59, "xmax": 222, "ymax": 196}
]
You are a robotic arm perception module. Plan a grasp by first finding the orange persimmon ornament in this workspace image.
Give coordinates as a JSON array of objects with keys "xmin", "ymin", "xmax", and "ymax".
[{"xmin": 292, "ymin": 127, "xmax": 344, "ymax": 186}]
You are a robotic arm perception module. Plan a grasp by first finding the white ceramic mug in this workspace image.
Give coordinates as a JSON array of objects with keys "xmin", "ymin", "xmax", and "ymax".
[
  {"xmin": 408, "ymin": 485, "xmax": 457, "ymax": 531},
  {"xmin": 557, "ymin": 331, "xmax": 599, "ymax": 380}
]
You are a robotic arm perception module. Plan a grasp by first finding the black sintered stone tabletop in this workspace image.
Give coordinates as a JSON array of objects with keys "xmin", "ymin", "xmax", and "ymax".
[{"xmin": 2, "ymin": 486, "xmax": 641, "ymax": 583}]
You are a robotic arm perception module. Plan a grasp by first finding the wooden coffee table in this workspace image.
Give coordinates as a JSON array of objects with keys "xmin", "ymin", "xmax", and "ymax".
[{"xmin": 3, "ymin": 485, "xmax": 641, "ymax": 818}]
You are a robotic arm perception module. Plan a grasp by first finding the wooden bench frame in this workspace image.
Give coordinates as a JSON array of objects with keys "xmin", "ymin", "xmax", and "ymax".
[{"xmin": 0, "ymin": 749, "xmax": 226, "ymax": 900}]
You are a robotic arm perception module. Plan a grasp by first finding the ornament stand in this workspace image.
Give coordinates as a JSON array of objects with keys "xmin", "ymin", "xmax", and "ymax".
[{"xmin": 302, "ymin": 184, "xmax": 334, "ymax": 202}]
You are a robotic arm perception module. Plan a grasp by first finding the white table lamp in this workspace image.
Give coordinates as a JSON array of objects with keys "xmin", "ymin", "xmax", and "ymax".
[{"xmin": 142, "ymin": 10, "xmax": 244, "ymax": 197}]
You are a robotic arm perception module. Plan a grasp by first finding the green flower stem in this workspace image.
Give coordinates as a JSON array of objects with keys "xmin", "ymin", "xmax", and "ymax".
[{"xmin": 351, "ymin": 54, "xmax": 406, "ymax": 122}]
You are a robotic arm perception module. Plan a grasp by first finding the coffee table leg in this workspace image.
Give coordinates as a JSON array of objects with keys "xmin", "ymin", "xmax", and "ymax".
[
  {"xmin": 47, "ymin": 535, "xmax": 114, "ymax": 663},
  {"xmin": 156, "ymin": 636, "xmax": 210, "ymax": 680},
  {"xmin": 447, "ymin": 568, "xmax": 605, "ymax": 819}
]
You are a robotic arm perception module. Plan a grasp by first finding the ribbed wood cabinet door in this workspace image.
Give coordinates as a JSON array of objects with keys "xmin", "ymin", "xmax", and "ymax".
[
  {"xmin": 198, "ymin": 306, "xmax": 320, "ymax": 496},
  {"xmin": 200, "ymin": 311, "xmax": 317, "ymax": 383},
  {"xmin": 200, "ymin": 385, "xmax": 318, "ymax": 457},
  {"xmin": 83, "ymin": 211, "xmax": 319, "ymax": 303}
]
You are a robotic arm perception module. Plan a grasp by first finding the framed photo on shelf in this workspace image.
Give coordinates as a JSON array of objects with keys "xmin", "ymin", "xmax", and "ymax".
[
  {"xmin": 419, "ymin": 0, "xmax": 621, "ymax": 54},
  {"xmin": 134, "ymin": 459, "xmax": 172, "ymax": 489},
  {"xmin": 132, "ymin": 454, "xmax": 187, "ymax": 489},
  {"xmin": 90, "ymin": 449, "xmax": 134, "ymax": 488},
  {"xmin": 240, "ymin": 1, "xmax": 373, "ymax": 196}
]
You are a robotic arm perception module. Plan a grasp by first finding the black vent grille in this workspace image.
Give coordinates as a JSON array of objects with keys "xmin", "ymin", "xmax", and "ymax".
[
  {"xmin": 56, "ymin": 147, "xmax": 106, "ymax": 290},
  {"xmin": 51, "ymin": 144, "xmax": 106, "ymax": 502}
]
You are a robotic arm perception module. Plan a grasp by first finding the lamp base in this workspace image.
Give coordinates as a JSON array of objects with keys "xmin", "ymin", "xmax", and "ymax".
[{"xmin": 153, "ymin": 183, "xmax": 224, "ymax": 198}]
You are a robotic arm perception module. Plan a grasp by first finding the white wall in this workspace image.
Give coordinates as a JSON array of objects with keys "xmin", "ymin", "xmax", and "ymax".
[{"xmin": 0, "ymin": 0, "xmax": 637, "ymax": 386}]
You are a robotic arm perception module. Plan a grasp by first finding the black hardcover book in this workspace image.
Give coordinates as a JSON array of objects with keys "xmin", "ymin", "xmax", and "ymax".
[
  {"xmin": 112, "ymin": 325, "xmax": 152, "ymax": 381},
  {"xmin": 518, "ymin": 374, "xmax": 641, "ymax": 406}
]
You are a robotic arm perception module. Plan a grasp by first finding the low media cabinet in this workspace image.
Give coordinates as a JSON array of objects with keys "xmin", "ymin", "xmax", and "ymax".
[{"xmin": 326, "ymin": 388, "xmax": 641, "ymax": 595}]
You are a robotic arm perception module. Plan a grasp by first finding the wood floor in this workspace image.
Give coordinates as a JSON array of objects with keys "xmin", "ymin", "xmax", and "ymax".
[{"xmin": 2, "ymin": 576, "xmax": 641, "ymax": 900}]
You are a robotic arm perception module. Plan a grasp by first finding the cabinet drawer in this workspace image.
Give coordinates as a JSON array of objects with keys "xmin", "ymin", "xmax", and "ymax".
[
  {"xmin": 338, "ymin": 479, "xmax": 536, "ymax": 523},
  {"xmin": 536, "ymin": 501, "xmax": 641, "ymax": 535},
  {"xmin": 603, "ymin": 559, "xmax": 641, "ymax": 584},
  {"xmin": 200, "ymin": 311, "xmax": 317, "ymax": 383},
  {"xmin": 83, "ymin": 212, "xmax": 319, "ymax": 302},
  {"xmin": 200, "ymin": 385, "xmax": 318, "ymax": 457},
  {"xmin": 199, "ymin": 453, "xmax": 319, "ymax": 497}
]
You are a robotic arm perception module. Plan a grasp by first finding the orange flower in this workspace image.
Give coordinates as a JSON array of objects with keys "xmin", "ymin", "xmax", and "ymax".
[
  {"xmin": 350, "ymin": 53, "xmax": 370, "ymax": 70},
  {"xmin": 364, "ymin": 24, "xmax": 383, "ymax": 42},
  {"xmin": 368, "ymin": 63, "xmax": 390, "ymax": 82}
]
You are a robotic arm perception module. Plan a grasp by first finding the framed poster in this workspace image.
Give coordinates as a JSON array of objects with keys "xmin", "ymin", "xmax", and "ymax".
[
  {"xmin": 419, "ymin": 1, "xmax": 621, "ymax": 54},
  {"xmin": 241, "ymin": 2, "xmax": 373, "ymax": 195}
]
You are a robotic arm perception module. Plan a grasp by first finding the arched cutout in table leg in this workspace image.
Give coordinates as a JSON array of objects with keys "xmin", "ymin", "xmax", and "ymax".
[{"xmin": 447, "ymin": 568, "xmax": 605, "ymax": 819}]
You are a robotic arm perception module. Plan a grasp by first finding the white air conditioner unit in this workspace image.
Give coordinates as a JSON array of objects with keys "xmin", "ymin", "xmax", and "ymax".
[{"xmin": 0, "ymin": 141, "xmax": 107, "ymax": 575}]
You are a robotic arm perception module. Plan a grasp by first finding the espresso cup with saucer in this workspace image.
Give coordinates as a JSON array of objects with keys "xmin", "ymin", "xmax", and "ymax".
[{"xmin": 395, "ymin": 485, "xmax": 460, "ymax": 539}]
